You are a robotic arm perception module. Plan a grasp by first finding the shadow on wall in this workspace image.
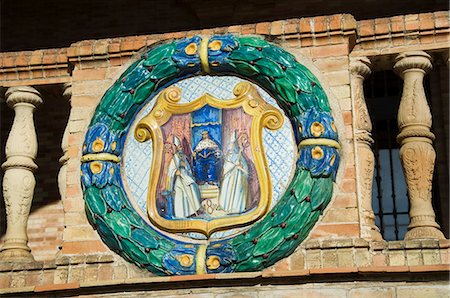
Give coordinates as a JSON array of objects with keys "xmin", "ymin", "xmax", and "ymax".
[{"xmin": 0, "ymin": 84, "xmax": 70, "ymax": 260}]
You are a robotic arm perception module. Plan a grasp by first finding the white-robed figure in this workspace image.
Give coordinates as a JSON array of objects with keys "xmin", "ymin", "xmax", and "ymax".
[
  {"xmin": 218, "ymin": 131, "xmax": 249, "ymax": 214},
  {"xmin": 166, "ymin": 136, "xmax": 202, "ymax": 219}
]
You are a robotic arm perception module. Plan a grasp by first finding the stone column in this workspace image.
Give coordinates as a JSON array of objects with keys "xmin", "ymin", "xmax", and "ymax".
[
  {"xmin": 394, "ymin": 51, "xmax": 445, "ymax": 240},
  {"xmin": 58, "ymin": 83, "xmax": 72, "ymax": 200},
  {"xmin": 1, "ymin": 86, "xmax": 42, "ymax": 261},
  {"xmin": 350, "ymin": 57, "xmax": 383, "ymax": 241}
]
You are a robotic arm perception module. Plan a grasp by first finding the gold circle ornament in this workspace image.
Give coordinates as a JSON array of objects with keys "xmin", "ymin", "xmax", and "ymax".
[
  {"xmin": 184, "ymin": 43, "xmax": 198, "ymax": 55},
  {"xmin": 177, "ymin": 254, "xmax": 194, "ymax": 267},
  {"xmin": 90, "ymin": 161, "xmax": 103, "ymax": 174},
  {"xmin": 311, "ymin": 146, "xmax": 324, "ymax": 160},
  {"xmin": 92, "ymin": 138, "xmax": 105, "ymax": 152},
  {"xmin": 310, "ymin": 122, "xmax": 325, "ymax": 137},
  {"xmin": 111, "ymin": 141, "xmax": 117, "ymax": 151},
  {"xmin": 208, "ymin": 40, "xmax": 222, "ymax": 51},
  {"xmin": 206, "ymin": 256, "xmax": 221, "ymax": 270}
]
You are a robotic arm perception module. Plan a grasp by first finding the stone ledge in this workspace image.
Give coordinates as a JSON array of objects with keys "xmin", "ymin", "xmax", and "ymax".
[{"xmin": 0, "ymin": 265, "xmax": 448, "ymax": 295}]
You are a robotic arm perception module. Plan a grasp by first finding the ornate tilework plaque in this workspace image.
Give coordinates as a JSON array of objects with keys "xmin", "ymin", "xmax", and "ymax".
[{"xmin": 81, "ymin": 35, "xmax": 340, "ymax": 275}]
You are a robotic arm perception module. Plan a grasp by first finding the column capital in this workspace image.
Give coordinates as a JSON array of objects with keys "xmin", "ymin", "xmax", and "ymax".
[
  {"xmin": 350, "ymin": 57, "xmax": 372, "ymax": 78},
  {"xmin": 394, "ymin": 51, "xmax": 432, "ymax": 76},
  {"xmin": 5, "ymin": 86, "xmax": 42, "ymax": 108},
  {"xmin": 63, "ymin": 82, "xmax": 72, "ymax": 102}
]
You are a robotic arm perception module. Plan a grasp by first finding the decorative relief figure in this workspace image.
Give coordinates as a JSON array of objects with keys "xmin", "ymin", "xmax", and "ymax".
[
  {"xmin": 164, "ymin": 136, "xmax": 202, "ymax": 219},
  {"xmin": 218, "ymin": 131, "xmax": 250, "ymax": 214}
]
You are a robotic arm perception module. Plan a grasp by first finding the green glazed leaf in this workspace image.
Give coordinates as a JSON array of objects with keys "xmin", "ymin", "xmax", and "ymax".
[
  {"xmin": 253, "ymin": 228, "xmax": 284, "ymax": 257},
  {"xmin": 255, "ymin": 59, "xmax": 284, "ymax": 78},
  {"xmin": 239, "ymin": 37, "xmax": 269, "ymax": 48},
  {"xmin": 104, "ymin": 211, "xmax": 131, "ymax": 238},
  {"xmin": 143, "ymin": 43, "xmax": 176, "ymax": 66}
]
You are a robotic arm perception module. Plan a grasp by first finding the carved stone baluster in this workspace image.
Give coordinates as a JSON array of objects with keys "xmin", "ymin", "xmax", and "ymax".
[
  {"xmin": 350, "ymin": 57, "xmax": 383, "ymax": 241},
  {"xmin": 0, "ymin": 86, "xmax": 42, "ymax": 262},
  {"xmin": 58, "ymin": 83, "xmax": 71, "ymax": 200},
  {"xmin": 394, "ymin": 51, "xmax": 445, "ymax": 240}
]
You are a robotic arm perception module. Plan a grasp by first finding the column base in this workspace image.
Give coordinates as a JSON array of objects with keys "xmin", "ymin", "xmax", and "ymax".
[
  {"xmin": 0, "ymin": 248, "xmax": 35, "ymax": 262},
  {"xmin": 405, "ymin": 226, "xmax": 445, "ymax": 240},
  {"xmin": 366, "ymin": 228, "xmax": 383, "ymax": 241}
]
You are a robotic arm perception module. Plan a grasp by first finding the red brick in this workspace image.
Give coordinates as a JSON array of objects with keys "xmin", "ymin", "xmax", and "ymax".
[
  {"xmin": 61, "ymin": 240, "xmax": 108, "ymax": 254},
  {"xmin": 435, "ymin": 16, "xmax": 449, "ymax": 29},
  {"xmin": 42, "ymin": 53, "xmax": 57, "ymax": 65},
  {"xmin": 342, "ymin": 14, "xmax": 356, "ymax": 31},
  {"xmin": 35, "ymin": 282, "xmax": 80, "ymax": 292},
  {"xmin": 310, "ymin": 43, "xmax": 349, "ymax": 58},
  {"xmin": 227, "ymin": 25, "xmax": 241, "ymax": 33},
  {"xmin": 213, "ymin": 27, "xmax": 228, "ymax": 35},
  {"xmin": 18, "ymin": 70, "xmax": 32, "ymax": 80},
  {"xmin": 72, "ymin": 68, "xmax": 107, "ymax": 81},
  {"xmin": 94, "ymin": 41, "xmax": 109, "ymax": 55},
  {"xmin": 375, "ymin": 18, "xmax": 390, "ymax": 35},
  {"xmin": 358, "ymin": 265, "xmax": 409, "ymax": 273},
  {"xmin": 241, "ymin": 24, "xmax": 256, "ymax": 34},
  {"xmin": 342, "ymin": 110, "xmax": 352, "ymax": 125},
  {"xmin": 310, "ymin": 223, "xmax": 359, "ymax": 238},
  {"xmin": 29, "ymin": 50, "xmax": 44, "ymax": 65},
  {"xmin": 310, "ymin": 267, "xmax": 357, "ymax": 274},
  {"xmin": 15, "ymin": 53, "xmax": 30, "ymax": 66},
  {"xmin": 340, "ymin": 178, "xmax": 356, "ymax": 193},
  {"xmin": 271, "ymin": 20, "xmax": 283, "ymax": 35},
  {"xmin": 405, "ymin": 20, "xmax": 420, "ymax": 31},
  {"xmin": 420, "ymin": 35, "xmax": 436, "ymax": 44},
  {"xmin": 256, "ymin": 22, "xmax": 270, "ymax": 35},
  {"xmin": 98, "ymin": 265, "xmax": 114, "ymax": 281},
  {"xmin": 284, "ymin": 19, "xmax": 299, "ymax": 34},
  {"xmin": 0, "ymin": 274, "xmax": 11, "ymax": 288},
  {"xmin": 409, "ymin": 264, "xmax": 450, "ymax": 272},
  {"xmin": 332, "ymin": 193, "xmax": 357, "ymax": 208},
  {"xmin": 273, "ymin": 258, "xmax": 290, "ymax": 271},
  {"xmin": 300, "ymin": 18, "xmax": 312, "ymax": 33},
  {"xmin": 328, "ymin": 15, "xmax": 342, "ymax": 31},
  {"xmin": 120, "ymin": 40, "xmax": 135, "ymax": 52},
  {"xmin": 262, "ymin": 269, "xmax": 310, "ymax": 278},
  {"xmin": 108, "ymin": 43, "xmax": 120, "ymax": 54},
  {"xmin": 344, "ymin": 166, "xmax": 356, "ymax": 178},
  {"xmin": 78, "ymin": 45, "xmax": 93, "ymax": 57},
  {"xmin": 359, "ymin": 20, "xmax": 375, "ymax": 36},
  {"xmin": 301, "ymin": 38, "xmax": 313, "ymax": 47},
  {"xmin": 419, "ymin": 13, "xmax": 436, "ymax": 30},
  {"xmin": 372, "ymin": 254, "xmax": 387, "ymax": 267},
  {"xmin": 313, "ymin": 16, "xmax": 328, "ymax": 33},
  {"xmin": 390, "ymin": 16, "xmax": 405, "ymax": 32}
]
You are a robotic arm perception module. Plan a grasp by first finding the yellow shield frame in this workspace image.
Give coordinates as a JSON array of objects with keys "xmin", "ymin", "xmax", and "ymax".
[{"xmin": 135, "ymin": 82, "xmax": 284, "ymax": 237}]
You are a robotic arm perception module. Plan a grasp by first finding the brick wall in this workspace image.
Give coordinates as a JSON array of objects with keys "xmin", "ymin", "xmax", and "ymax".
[{"xmin": 0, "ymin": 11, "xmax": 448, "ymax": 295}]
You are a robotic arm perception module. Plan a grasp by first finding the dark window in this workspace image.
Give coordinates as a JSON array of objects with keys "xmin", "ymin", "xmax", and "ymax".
[{"xmin": 365, "ymin": 70, "xmax": 409, "ymax": 241}]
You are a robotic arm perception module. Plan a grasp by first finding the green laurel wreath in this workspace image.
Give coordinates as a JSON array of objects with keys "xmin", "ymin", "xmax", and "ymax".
[{"xmin": 81, "ymin": 35, "xmax": 339, "ymax": 275}]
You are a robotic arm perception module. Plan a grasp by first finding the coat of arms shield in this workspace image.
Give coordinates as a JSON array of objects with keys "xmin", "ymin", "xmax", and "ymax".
[{"xmin": 135, "ymin": 82, "xmax": 284, "ymax": 237}]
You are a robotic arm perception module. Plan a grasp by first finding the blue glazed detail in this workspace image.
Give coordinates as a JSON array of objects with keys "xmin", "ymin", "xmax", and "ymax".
[
  {"xmin": 208, "ymin": 35, "xmax": 239, "ymax": 72},
  {"xmin": 297, "ymin": 108, "xmax": 340, "ymax": 179},
  {"xmin": 163, "ymin": 245, "xmax": 199, "ymax": 275},
  {"xmin": 206, "ymin": 241, "xmax": 236, "ymax": 274},
  {"xmin": 172, "ymin": 36, "xmax": 202, "ymax": 73},
  {"xmin": 298, "ymin": 146, "xmax": 340, "ymax": 180},
  {"xmin": 298, "ymin": 107, "xmax": 338, "ymax": 141},
  {"xmin": 83, "ymin": 123, "xmax": 123, "ymax": 155}
]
